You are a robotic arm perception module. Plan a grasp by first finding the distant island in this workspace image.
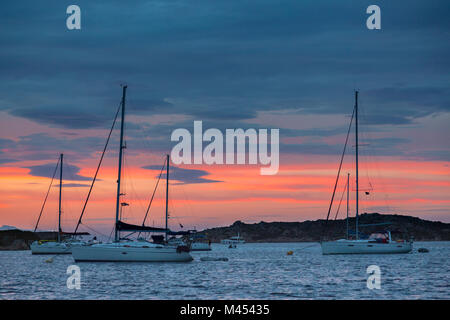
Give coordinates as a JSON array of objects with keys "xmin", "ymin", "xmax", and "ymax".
[
  {"xmin": 1, "ymin": 213, "xmax": 449, "ymax": 250},
  {"xmin": 0, "ymin": 229, "xmax": 88, "ymax": 250},
  {"xmin": 198, "ymin": 213, "xmax": 450, "ymax": 243}
]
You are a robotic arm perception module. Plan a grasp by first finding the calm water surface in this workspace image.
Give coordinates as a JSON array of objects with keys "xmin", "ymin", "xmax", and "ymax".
[{"xmin": 0, "ymin": 242, "xmax": 449, "ymax": 299}]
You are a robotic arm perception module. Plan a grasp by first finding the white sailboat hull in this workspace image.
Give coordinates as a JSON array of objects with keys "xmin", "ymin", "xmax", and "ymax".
[
  {"xmin": 71, "ymin": 243, "xmax": 193, "ymax": 262},
  {"xmin": 30, "ymin": 241, "xmax": 71, "ymax": 254},
  {"xmin": 321, "ymin": 240, "xmax": 413, "ymax": 255}
]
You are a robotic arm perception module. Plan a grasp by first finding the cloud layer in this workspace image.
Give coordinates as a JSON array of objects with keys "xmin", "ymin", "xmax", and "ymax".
[{"xmin": 142, "ymin": 165, "xmax": 222, "ymax": 185}]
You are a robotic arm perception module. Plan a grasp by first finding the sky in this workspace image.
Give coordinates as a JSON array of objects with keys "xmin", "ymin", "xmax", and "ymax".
[{"xmin": 0, "ymin": 0, "xmax": 449, "ymax": 235}]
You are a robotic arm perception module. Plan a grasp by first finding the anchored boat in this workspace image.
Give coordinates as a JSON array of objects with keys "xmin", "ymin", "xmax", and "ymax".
[
  {"xmin": 167, "ymin": 233, "xmax": 212, "ymax": 251},
  {"xmin": 320, "ymin": 92, "xmax": 413, "ymax": 255},
  {"xmin": 30, "ymin": 239, "xmax": 71, "ymax": 254},
  {"xmin": 221, "ymin": 233, "xmax": 245, "ymax": 245},
  {"xmin": 321, "ymin": 235, "xmax": 412, "ymax": 255},
  {"xmin": 31, "ymin": 154, "xmax": 72, "ymax": 254}
]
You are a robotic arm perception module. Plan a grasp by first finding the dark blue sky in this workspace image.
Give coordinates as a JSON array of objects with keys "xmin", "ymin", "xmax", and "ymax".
[{"xmin": 0, "ymin": 0, "xmax": 449, "ymax": 163}]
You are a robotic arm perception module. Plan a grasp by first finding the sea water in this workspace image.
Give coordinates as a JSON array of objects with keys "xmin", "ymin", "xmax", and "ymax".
[{"xmin": 0, "ymin": 242, "xmax": 448, "ymax": 299}]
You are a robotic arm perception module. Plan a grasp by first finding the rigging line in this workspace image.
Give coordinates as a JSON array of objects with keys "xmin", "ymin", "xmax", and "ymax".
[
  {"xmin": 65, "ymin": 158, "xmax": 87, "ymax": 203},
  {"xmin": 333, "ymin": 178, "xmax": 348, "ymax": 220},
  {"xmin": 123, "ymin": 152, "xmax": 146, "ymax": 217},
  {"xmin": 359, "ymin": 99, "xmax": 388, "ymax": 213},
  {"xmin": 62, "ymin": 159, "xmax": 81, "ymax": 223},
  {"xmin": 359, "ymin": 101, "xmax": 372, "ymax": 191},
  {"xmin": 137, "ymin": 157, "xmax": 166, "ymax": 239},
  {"xmin": 34, "ymin": 156, "xmax": 60, "ymax": 232},
  {"xmin": 73, "ymin": 100, "xmax": 122, "ymax": 236},
  {"xmin": 79, "ymin": 222, "xmax": 111, "ymax": 239},
  {"xmin": 120, "ymin": 142, "xmax": 127, "ymax": 221},
  {"xmin": 142, "ymin": 157, "xmax": 166, "ymax": 227},
  {"xmin": 63, "ymin": 158, "xmax": 87, "ymax": 223},
  {"xmin": 168, "ymin": 190, "xmax": 185, "ymax": 228},
  {"xmin": 108, "ymin": 224, "xmax": 114, "ymax": 242},
  {"xmin": 297, "ymin": 243, "xmax": 319, "ymax": 252},
  {"xmin": 179, "ymin": 180, "xmax": 194, "ymax": 222},
  {"xmin": 321, "ymin": 105, "xmax": 356, "ymax": 241}
]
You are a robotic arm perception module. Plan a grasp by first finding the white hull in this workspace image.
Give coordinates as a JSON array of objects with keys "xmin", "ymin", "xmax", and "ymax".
[
  {"xmin": 321, "ymin": 240, "xmax": 413, "ymax": 255},
  {"xmin": 191, "ymin": 242, "xmax": 211, "ymax": 251},
  {"xmin": 30, "ymin": 241, "xmax": 71, "ymax": 254},
  {"xmin": 71, "ymin": 242, "xmax": 193, "ymax": 262}
]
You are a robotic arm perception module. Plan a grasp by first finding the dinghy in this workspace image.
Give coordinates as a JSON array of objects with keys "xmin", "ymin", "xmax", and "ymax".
[{"xmin": 31, "ymin": 154, "xmax": 71, "ymax": 255}]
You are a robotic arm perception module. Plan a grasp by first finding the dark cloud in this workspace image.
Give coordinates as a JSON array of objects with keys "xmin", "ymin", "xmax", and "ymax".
[
  {"xmin": 127, "ymin": 98, "xmax": 174, "ymax": 114},
  {"xmin": 0, "ymin": 0, "xmax": 448, "ymax": 165},
  {"xmin": 281, "ymin": 137, "xmax": 411, "ymax": 157},
  {"xmin": 0, "ymin": 139, "xmax": 15, "ymax": 149},
  {"xmin": 53, "ymin": 183, "xmax": 90, "ymax": 188},
  {"xmin": 0, "ymin": 150, "xmax": 19, "ymax": 164},
  {"xmin": 280, "ymin": 143, "xmax": 342, "ymax": 155},
  {"xmin": 0, "ymin": 158, "xmax": 19, "ymax": 164},
  {"xmin": 362, "ymin": 87, "xmax": 450, "ymax": 125},
  {"xmin": 142, "ymin": 165, "xmax": 222, "ymax": 185},
  {"xmin": 25, "ymin": 163, "xmax": 92, "ymax": 181},
  {"xmin": 9, "ymin": 107, "xmax": 111, "ymax": 129},
  {"xmin": 359, "ymin": 114, "xmax": 414, "ymax": 125},
  {"xmin": 365, "ymin": 137, "xmax": 410, "ymax": 149},
  {"xmin": 1, "ymin": 133, "xmax": 106, "ymax": 162},
  {"xmin": 366, "ymin": 87, "xmax": 449, "ymax": 110},
  {"xmin": 403, "ymin": 149, "xmax": 450, "ymax": 162},
  {"xmin": 0, "ymin": 0, "xmax": 448, "ymax": 129}
]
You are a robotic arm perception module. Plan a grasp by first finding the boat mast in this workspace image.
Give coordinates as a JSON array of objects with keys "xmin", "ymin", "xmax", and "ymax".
[
  {"xmin": 346, "ymin": 172, "xmax": 349, "ymax": 240},
  {"xmin": 355, "ymin": 91, "xmax": 359, "ymax": 240},
  {"xmin": 58, "ymin": 153, "xmax": 63, "ymax": 242},
  {"xmin": 165, "ymin": 154, "xmax": 170, "ymax": 241},
  {"xmin": 115, "ymin": 85, "xmax": 127, "ymax": 242}
]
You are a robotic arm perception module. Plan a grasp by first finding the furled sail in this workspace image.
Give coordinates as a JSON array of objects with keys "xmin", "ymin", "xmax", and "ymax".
[
  {"xmin": 116, "ymin": 220, "xmax": 169, "ymax": 232},
  {"xmin": 116, "ymin": 221, "xmax": 192, "ymax": 235}
]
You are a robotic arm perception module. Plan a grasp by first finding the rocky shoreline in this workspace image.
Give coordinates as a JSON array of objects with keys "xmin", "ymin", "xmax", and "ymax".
[
  {"xmin": 0, "ymin": 230, "xmax": 38, "ymax": 250},
  {"xmin": 198, "ymin": 213, "xmax": 450, "ymax": 243}
]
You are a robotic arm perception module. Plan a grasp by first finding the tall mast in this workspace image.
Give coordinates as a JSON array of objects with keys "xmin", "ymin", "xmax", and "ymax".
[
  {"xmin": 165, "ymin": 154, "xmax": 170, "ymax": 241},
  {"xmin": 355, "ymin": 91, "xmax": 359, "ymax": 240},
  {"xmin": 115, "ymin": 85, "xmax": 127, "ymax": 242},
  {"xmin": 346, "ymin": 172, "xmax": 349, "ymax": 240},
  {"xmin": 58, "ymin": 153, "xmax": 63, "ymax": 242}
]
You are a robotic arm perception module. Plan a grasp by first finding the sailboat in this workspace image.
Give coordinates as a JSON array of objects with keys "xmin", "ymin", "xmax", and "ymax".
[
  {"xmin": 320, "ymin": 91, "xmax": 413, "ymax": 255},
  {"xmin": 31, "ymin": 154, "xmax": 71, "ymax": 254},
  {"xmin": 190, "ymin": 233, "xmax": 212, "ymax": 251},
  {"xmin": 71, "ymin": 85, "xmax": 193, "ymax": 262}
]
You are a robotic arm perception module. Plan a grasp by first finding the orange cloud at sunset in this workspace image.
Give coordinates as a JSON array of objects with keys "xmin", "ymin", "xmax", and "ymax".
[{"xmin": 1, "ymin": 154, "xmax": 449, "ymax": 235}]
